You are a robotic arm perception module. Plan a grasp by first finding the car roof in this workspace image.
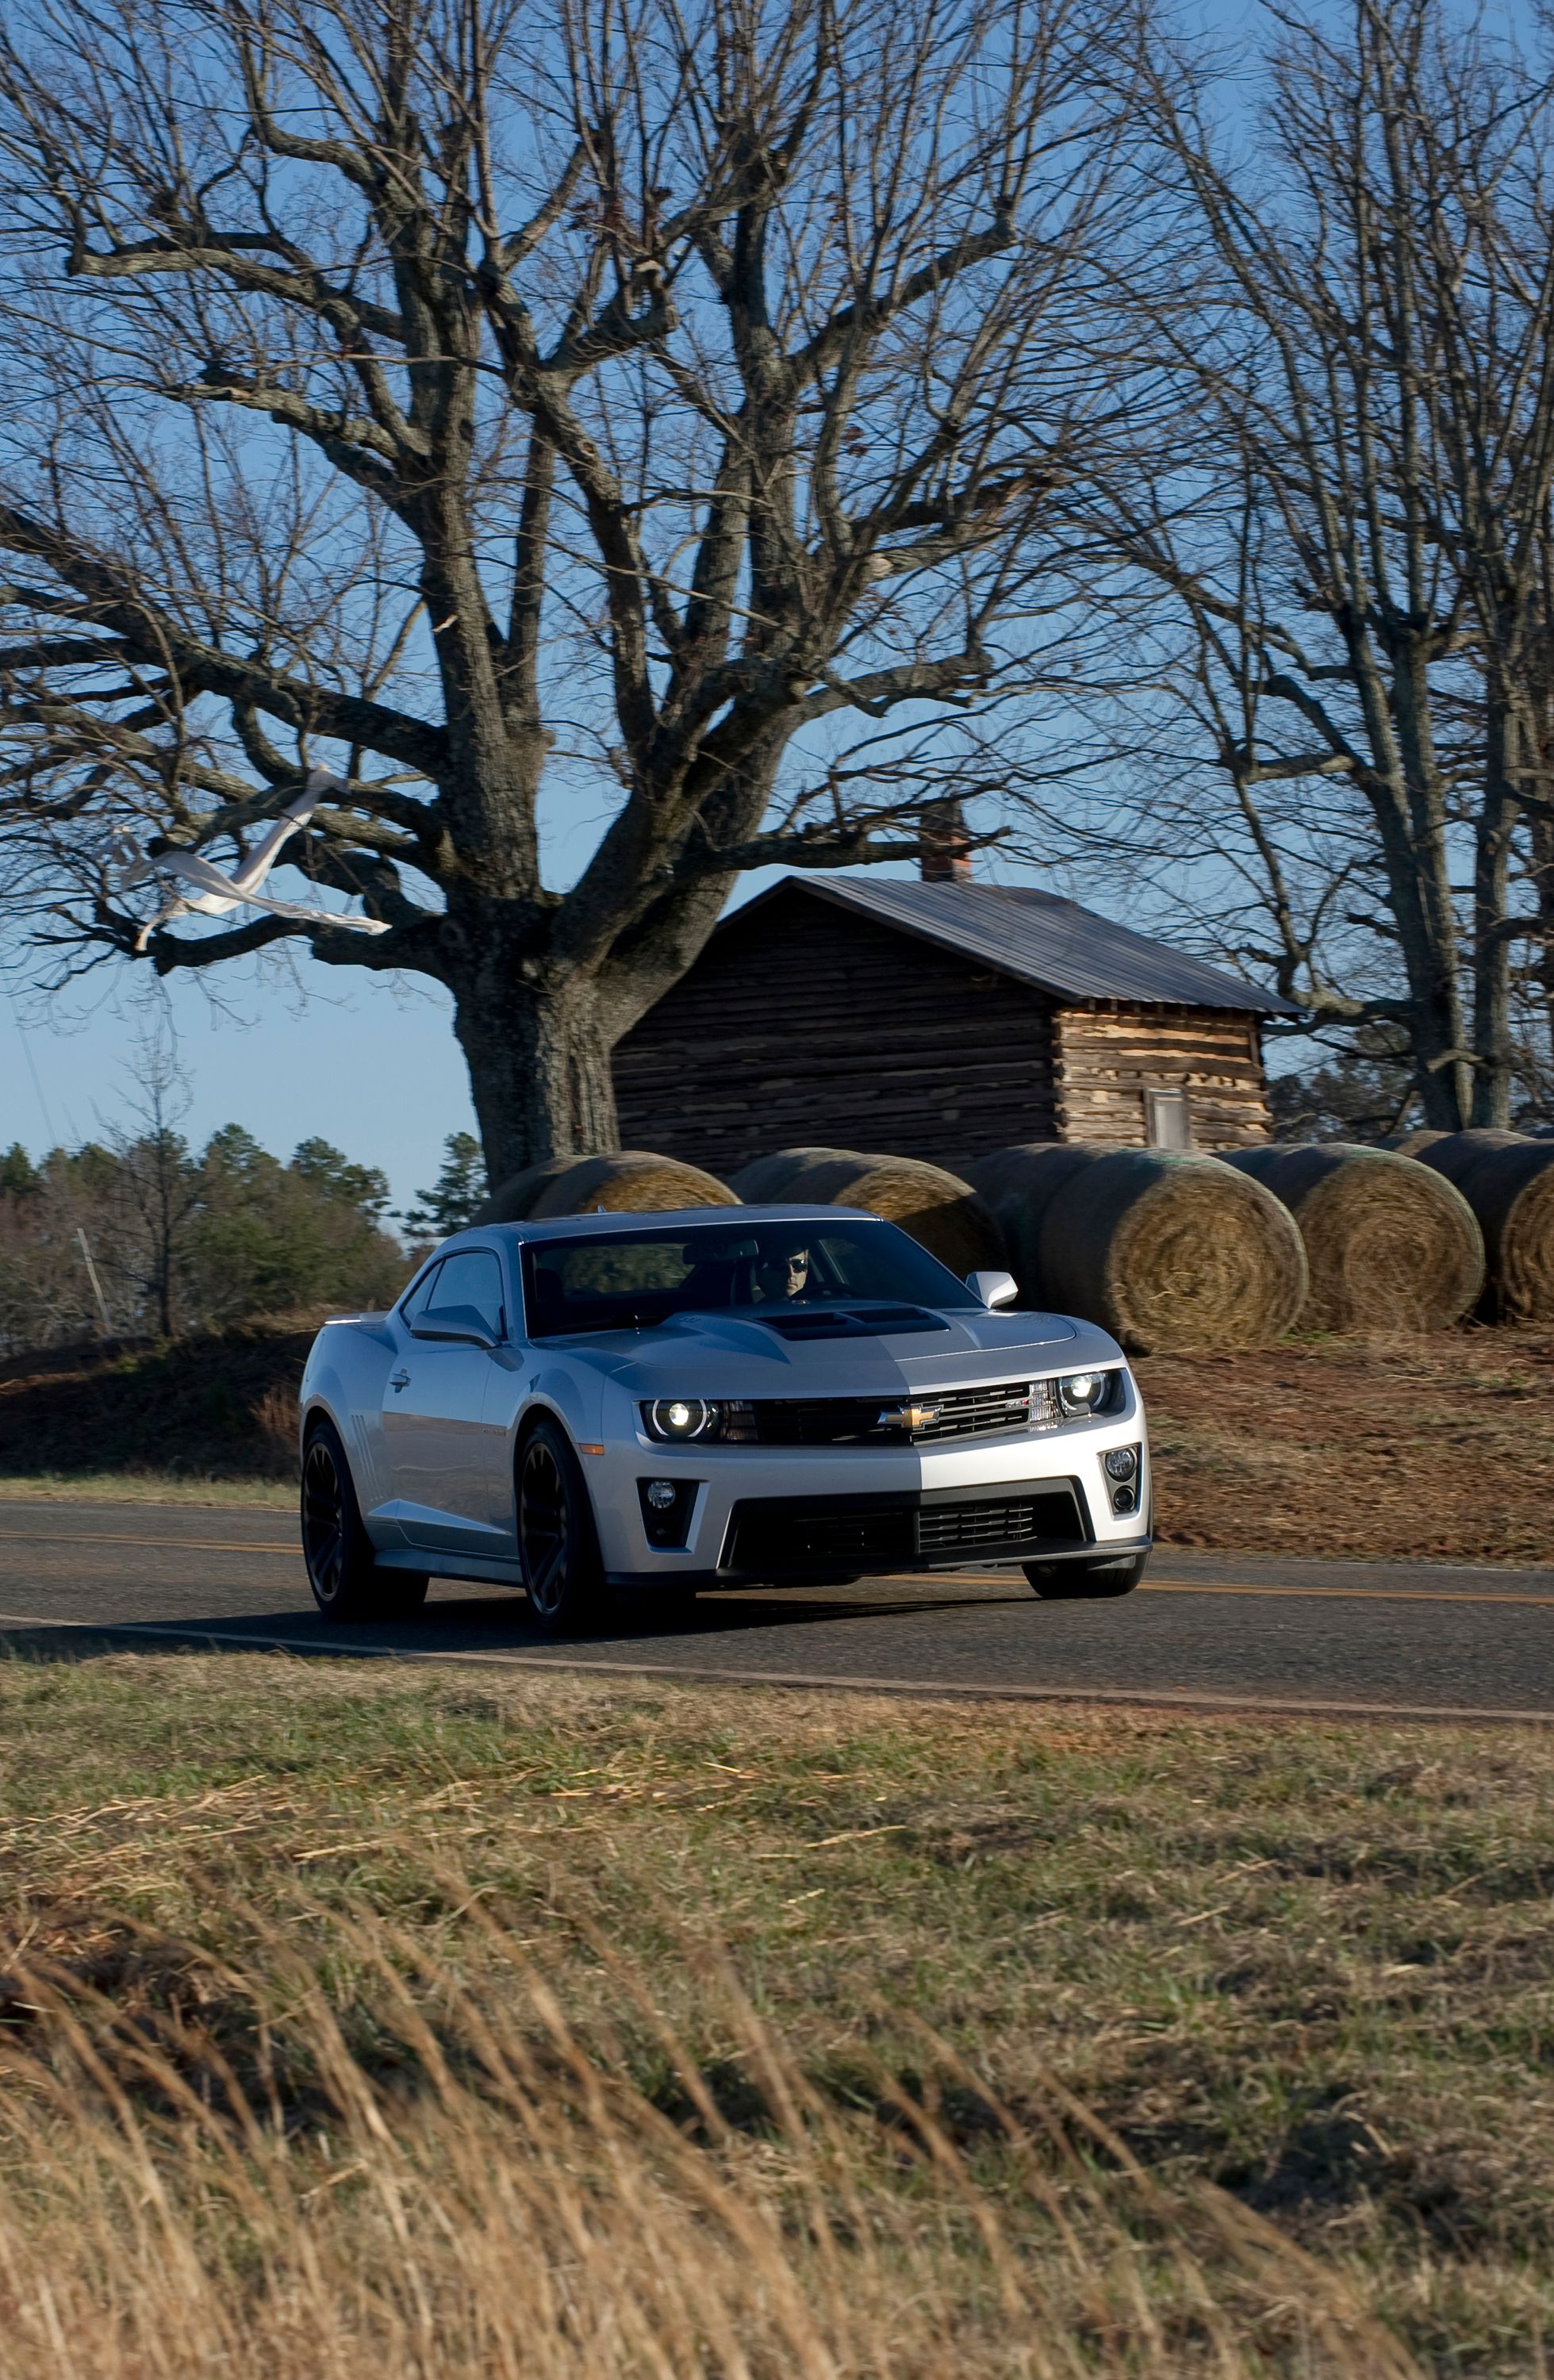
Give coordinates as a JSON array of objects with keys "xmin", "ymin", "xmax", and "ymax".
[{"xmin": 444, "ymin": 1205, "xmax": 883, "ymax": 1248}]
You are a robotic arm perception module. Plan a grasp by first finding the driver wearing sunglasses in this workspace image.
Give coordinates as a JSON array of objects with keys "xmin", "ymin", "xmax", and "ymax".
[{"xmin": 752, "ymin": 1242, "xmax": 812, "ymax": 1303}]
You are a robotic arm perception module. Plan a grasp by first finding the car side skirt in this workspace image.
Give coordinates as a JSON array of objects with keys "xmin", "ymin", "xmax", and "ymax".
[{"xmin": 376, "ymin": 1546, "xmax": 524, "ymax": 1586}]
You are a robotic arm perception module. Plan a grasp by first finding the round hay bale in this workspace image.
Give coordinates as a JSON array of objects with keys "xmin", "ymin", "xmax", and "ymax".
[
  {"xmin": 1383, "ymin": 1129, "xmax": 1448, "ymax": 1157},
  {"xmin": 478, "ymin": 1150, "xmax": 737, "ymax": 1225},
  {"xmin": 966, "ymin": 1142, "xmax": 1307, "ymax": 1352},
  {"xmin": 475, "ymin": 1156, "xmax": 589, "ymax": 1224},
  {"xmin": 1412, "ymin": 1128, "xmax": 1529, "ymax": 1173},
  {"xmin": 729, "ymin": 1147, "xmax": 1005, "ymax": 1275},
  {"xmin": 1410, "ymin": 1130, "xmax": 1554, "ymax": 1321},
  {"xmin": 727, "ymin": 1150, "xmax": 853, "ymax": 1205},
  {"xmin": 963, "ymin": 1144, "xmax": 1101, "ymax": 1292},
  {"xmin": 1223, "ymin": 1143, "xmax": 1483, "ymax": 1332}
]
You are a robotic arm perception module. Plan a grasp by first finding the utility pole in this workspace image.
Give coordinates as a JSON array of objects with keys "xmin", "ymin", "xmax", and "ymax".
[{"xmin": 75, "ymin": 1226, "xmax": 113, "ymax": 1338}]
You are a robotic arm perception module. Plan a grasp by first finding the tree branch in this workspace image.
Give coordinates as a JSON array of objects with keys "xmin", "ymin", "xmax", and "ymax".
[{"xmin": 0, "ymin": 503, "xmax": 447, "ymax": 777}]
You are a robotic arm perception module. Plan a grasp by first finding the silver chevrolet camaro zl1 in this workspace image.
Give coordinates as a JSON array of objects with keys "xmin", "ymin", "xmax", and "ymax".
[{"xmin": 297, "ymin": 1205, "xmax": 1151, "ymax": 1633}]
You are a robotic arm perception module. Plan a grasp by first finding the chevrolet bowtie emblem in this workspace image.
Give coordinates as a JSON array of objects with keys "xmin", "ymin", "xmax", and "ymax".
[{"xmin": 880, "ymin": 1402, "xmax": 941, "ymax": 1432}]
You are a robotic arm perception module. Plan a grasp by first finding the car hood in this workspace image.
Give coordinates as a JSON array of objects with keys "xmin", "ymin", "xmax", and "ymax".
[{"xmin": 543, "ymin": 1305, "xmax": 1117, "ymax": 1399}]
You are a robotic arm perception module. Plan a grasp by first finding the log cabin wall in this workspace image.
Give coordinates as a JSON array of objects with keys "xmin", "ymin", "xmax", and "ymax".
[
  {"xmin": 1055, "ymin": 1002, "xmax": 1272, "ymax": 1150},
  {"xmin": 612, "ymin": 889, "xmax": 1061, "ymax": 1177}
]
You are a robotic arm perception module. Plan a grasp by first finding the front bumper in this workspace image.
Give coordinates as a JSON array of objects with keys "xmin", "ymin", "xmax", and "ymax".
[{"xmin": 586, "ymin": 1411, "xmax": 1151, "ymax": 1587}]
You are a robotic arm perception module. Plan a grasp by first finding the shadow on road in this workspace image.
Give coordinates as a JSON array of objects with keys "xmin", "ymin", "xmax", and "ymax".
[{"xmin": 0, "ymin": 1579, "xmax": 1037, "ymax": 1669}]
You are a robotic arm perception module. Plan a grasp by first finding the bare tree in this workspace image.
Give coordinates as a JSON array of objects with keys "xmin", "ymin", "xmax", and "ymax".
[
  {"xmin": 95, "ymin": 1024, "xmax": 204, "ymax": 1336},
  {"xmin": 0, "ymin": 0, "xmax": 1142, "ymax": 1181},
  {"xmin": 1087, "ymin": 0, "xmax": 1554, "ymax": 1128},
  {"xmin": 1518, "ymin": 519, "xmax": 1554, "ymax": 1120}
]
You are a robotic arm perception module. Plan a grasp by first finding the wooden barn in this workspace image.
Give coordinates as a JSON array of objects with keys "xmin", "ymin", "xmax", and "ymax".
[{"xmin": 612, "ymin": 869, "xmax": 1300, "ymax": 1180}]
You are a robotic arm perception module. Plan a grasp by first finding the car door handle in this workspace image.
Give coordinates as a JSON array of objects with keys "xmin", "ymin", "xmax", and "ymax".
[{"xmin": 389, "ymin": 1367, "xmax": 411, "ymax": 1392}]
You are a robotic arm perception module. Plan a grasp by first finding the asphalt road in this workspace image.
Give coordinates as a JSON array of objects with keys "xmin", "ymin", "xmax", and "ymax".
[{"xmin": 0, "ymin": 1499, "xmax": 1549, "ymax": 1722}]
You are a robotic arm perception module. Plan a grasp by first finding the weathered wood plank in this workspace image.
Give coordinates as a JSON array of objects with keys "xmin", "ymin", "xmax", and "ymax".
[{"xmin": 1054, "ymin": 1001, "xmax": 1271, "ymax": 1147}]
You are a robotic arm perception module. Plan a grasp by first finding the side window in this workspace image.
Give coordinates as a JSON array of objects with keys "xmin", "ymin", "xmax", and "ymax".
[
  {"xmin": 1145, "ymin": 1087, "xmax": 1192, "ymax": 1151},
  {"xmin": 424, "ymin": 1249, "xmax": 505, "ymax": 1339},
  {"xmin": 401, "ymin": 1261, "xmax": 443, "ymax": 1327}
]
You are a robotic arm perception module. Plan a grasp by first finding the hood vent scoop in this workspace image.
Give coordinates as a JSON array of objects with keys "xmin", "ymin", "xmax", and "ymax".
[{"xmin": 751, "ymin": 1304, "xmax": 950, "ymax": 1342}]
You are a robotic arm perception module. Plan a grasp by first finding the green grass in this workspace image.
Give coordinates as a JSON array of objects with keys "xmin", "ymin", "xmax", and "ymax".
[{"xmin": 0, "ymin": 1653, "xmax": 1549, "ymax": 2374}]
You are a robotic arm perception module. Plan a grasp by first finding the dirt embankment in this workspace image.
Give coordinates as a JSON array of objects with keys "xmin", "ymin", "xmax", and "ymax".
[
  {"xmin": 2, "ymin": 1319, "xmax": 1552, "ymax": 1566},
  {"xmin": 0, "ymin": 1321, "xmax": 315, "ymax": 1484},
  {"xmin": 1135, "ymin": 1328, "xmax": 1554, "ymax": 1566}
]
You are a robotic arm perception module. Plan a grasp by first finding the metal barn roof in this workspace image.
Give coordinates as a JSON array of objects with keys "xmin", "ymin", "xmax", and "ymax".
[{"xmin": 731, "ymin": 874, "xmax": 1302, "ymax": 1016}]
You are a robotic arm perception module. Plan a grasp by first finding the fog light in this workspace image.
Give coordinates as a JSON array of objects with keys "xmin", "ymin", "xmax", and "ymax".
[
  {"xmin": 1104, "ymin": 1446, "xmax": 1139, "ymax": 1481},
  {"xmin": 638, "ymin": 1476, "xmax": 697, "ymax": 1549},
  {"xmin": 1111, "ymin": 1483, "xmax": 1138, "ymax": 1515}
]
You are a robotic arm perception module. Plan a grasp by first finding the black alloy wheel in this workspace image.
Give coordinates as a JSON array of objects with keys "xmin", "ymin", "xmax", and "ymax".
[
  {"xmin": 1023, "ymin": 1553, "xmax": 1146, "ymax": 1601},
  {"xmin": 518, "ymin": 1419, "xmax": 606, "ymax": 1634},
  {"xmin": 301, "ymin": 1422, "xmax": 428, "ymax": 1623}
]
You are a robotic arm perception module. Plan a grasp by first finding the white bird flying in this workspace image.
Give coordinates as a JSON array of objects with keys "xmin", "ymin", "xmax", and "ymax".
[{"xmin": 100, "ymin": 768, "xmax": 392, "ymax": 950}]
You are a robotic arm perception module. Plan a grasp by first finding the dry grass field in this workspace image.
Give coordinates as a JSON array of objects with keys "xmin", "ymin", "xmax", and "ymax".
[{"xmin": 0, "ymin": 1653, "xmax": 1550, "ymax": 2375}]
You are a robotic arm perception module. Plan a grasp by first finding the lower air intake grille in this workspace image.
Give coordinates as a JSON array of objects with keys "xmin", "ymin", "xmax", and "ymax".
[
  {"xmin": 723, "ymin": 1482, "xmax": 1089, "ymax": 1576},
  {"xmin": 921, "ymin": 1498, "xmax": 1041, "ymax": 1553},
  {"xmin": 729, "ymin": 1503, "xmax": 916, "ymax": 1572}
]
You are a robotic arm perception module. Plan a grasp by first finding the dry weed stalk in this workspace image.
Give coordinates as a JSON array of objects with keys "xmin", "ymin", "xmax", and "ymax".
[{"xmin": 0, "ymin": 1852, "xmax": 1428, "ymax": 2379}]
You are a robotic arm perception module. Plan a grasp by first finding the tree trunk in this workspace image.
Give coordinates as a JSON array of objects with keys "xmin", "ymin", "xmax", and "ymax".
[
  {"xmin": 1362, "ymin": 784, "xmax": 1472, "ymax": 1129},
  {"xmin": 1373, "ymin": 658, "xmax": 1473, "ymax": 1129},
  {"xmin": 452, "ymin": 968, "xmax": 620, "ymax": 1191},
  {"xmin": 1472, "ymin": 674, "xmax": 1519, "ymax": 1128},
  {"xmin": 1532, "ymin": 804, "xmax": 1554, "ymax": 1102}
]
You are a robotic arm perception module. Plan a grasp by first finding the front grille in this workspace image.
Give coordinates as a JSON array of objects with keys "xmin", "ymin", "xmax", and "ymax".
[
  {"xmin": 723, "ymin": 1481, "xmax": 1090, "ymax": 1576},
  {"xmin": 723, "ymin": 1380, "xmax": 1038, "ymax": 1447},
  {"xmin": 915, "ymin": 1384, "xmax": 1038, "ymax": 1441}
]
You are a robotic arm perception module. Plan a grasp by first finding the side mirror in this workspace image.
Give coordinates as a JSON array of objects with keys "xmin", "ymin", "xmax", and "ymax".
[
  {"xmin": 966, "ymin": 1269, "xmax": 1020, "ymax": 1311},
  {"xmin": 410, "ymin": 1303, "xmax": 501, "ymax": 1349}
]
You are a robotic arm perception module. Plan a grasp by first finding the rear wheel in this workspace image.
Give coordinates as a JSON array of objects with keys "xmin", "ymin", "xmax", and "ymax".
[
  {"xmin": 301, "ymin": 1422, "xmax": 428, "ymax": 1622},
  {"xmin": 517, "ymin": 1419, "xmax": 607, "ymax": 1635},
  {"xmin": 1024, "ymin": 1553, "xmax": 1146, "ymax": 1602}
]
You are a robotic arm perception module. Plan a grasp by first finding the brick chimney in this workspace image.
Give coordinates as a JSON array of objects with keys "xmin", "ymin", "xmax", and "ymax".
[{"xmin": 919, "ymin": 799, "xmax": 972, "ymax": 883}]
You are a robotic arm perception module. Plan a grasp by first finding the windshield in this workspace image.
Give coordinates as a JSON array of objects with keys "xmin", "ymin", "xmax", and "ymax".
[{"xmin": 520, "ymin": 1218, "xmax": 980, "ymax": 1338}]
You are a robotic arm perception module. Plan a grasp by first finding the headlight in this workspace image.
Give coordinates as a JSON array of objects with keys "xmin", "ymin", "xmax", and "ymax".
[
  {"xmin": 643, "ymin": 1397, "xmax": 721, "ymax": 1441},
  {"xmin": 1054, "ymin": 1368, "xmax": 1126, "ymax": 1420}
]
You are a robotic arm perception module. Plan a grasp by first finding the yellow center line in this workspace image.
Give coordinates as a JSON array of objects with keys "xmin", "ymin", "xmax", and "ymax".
[
  {"xmin": 855, "ymin": 1571, "xmax": 1554, "ymax": 1607},
  {"xmin": 0, "ymin": 1530, "xmax": 297, "ymax": 1557},
  {"xmin": 1144, "ymin": 1581, "xmax": 1554, "ymax": 1607}
]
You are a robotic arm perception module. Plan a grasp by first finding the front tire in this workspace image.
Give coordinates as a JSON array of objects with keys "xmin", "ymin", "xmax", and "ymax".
[
  {"xmin": 1024, "ymin": 1552, "xmax": 1146, "ymax": 1602},
  {"xmin": 301, "ymin": 1422, "xmax": 428, "ymax": 1623},
  {"xmin": 517, "ymin": 1419, "xmax": 607, "ymax": 1635}
]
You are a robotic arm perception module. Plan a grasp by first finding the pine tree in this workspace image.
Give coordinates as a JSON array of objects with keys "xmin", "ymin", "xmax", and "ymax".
[
  {"xmin": 0, "ymin": 1144, "xmax": 39, "ymax": 1198},
  {"xmin": 401, "ymin": 1134, "xmax": 489, "ymax": 1240}
]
